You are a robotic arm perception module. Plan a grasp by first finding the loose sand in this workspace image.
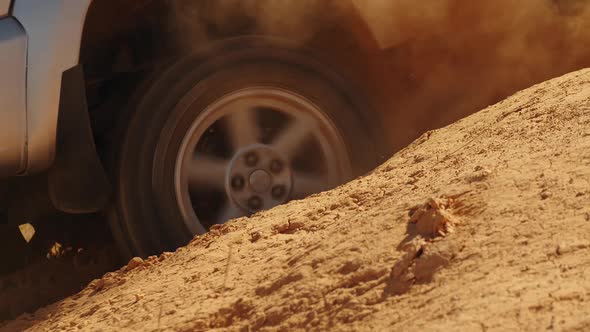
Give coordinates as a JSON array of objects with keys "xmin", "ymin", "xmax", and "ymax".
[{"xmin": 3, "ymin": 69, "xmax": 590, "ymax": 331}]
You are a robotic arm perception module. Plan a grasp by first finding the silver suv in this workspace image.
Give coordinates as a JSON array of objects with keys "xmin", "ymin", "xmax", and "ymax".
[{"xmin": 0, "ymin": 1, "xmax": 391, "ymax": 264}]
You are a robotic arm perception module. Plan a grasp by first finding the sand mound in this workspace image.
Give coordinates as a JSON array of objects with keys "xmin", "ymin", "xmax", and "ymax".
[{"xmin": 3, "ymin": 69, "xmax": 590, "ymax": 331}]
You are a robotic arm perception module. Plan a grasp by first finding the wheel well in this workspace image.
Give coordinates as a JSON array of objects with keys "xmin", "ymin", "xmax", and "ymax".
[
  {"xmin": 79, "ymin": 1, "xmax": 382, "ymax": 135},
  {"xmin": 80, "ymin": 0, "xmax": 379, "ymax": 68}
]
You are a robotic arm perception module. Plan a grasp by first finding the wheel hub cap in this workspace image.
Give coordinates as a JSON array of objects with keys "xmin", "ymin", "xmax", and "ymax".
[
  {"xmin": 249, "ymin": 170, "xmax": 271, "ymax": 193},
  {"xmin": 226, "ymin": 144, "xmax": 293, "ymax": 212}
]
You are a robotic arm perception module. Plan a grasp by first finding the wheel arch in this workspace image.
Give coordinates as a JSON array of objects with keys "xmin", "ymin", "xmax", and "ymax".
[
  {"xmin": 79, "ymin": 0, "xmax": 383, "ymax": 71},
  {"xmin": 79, "ymin": 0, "xmax": 388, "ymax": 150}
]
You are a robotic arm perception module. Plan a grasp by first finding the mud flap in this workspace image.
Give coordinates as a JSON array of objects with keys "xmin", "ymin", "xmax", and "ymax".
[{"xmin": 48, "ymin": 65, "xmax": 111, "ymax": 214}]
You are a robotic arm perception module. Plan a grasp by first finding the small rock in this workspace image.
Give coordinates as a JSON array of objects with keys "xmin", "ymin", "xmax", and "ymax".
[
  {"xmin": 159, "ymin": 252, "xmax": 173, "ymax": 261},
  {"xmin": 250, "ymin": 231, "xmax": 262, "ymax": 242},
  {"xmin": 272, "ymin": 221, "xmax": 290, "ymax": 234},
  {"xmin": 273, "ymin": 219, "xmax": 305, "ymax": 234},
  {"xmin": 289, "ymin": 220, "xmax": 306, "ymax": 231},
  {"xmin": 409, "ymin": 197, "xmax": 457, "ymax": 238},
  {"xmin": 126, "ymin": 257, "xmax": 144, "ymax": 271},
  {"xmin": 540, "ymin": 191, "xmax": 552, "ymax": 200},
  {"xmin": 210, "ymin": 224, "xmax": 224, "ymax": 232},
  {"xmin": 556, "ymin": 243, "xmax": 565, "ymax": 255},
  {"xmin": 91, "ymin": 278, "xmax": 106, "ymax": 291}
]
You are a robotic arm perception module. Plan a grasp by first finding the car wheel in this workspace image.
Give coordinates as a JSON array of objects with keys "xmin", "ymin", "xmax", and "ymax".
[{"xmin": 108, "ymin": 37, "xmax": 383, "ymax": 257}]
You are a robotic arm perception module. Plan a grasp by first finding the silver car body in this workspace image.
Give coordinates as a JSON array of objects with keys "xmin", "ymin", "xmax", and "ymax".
[
  {"xmin": 0, "ymin": 0, "xmax": 91, "ymax": 176},
  {"xmin": 0, "ymin": 18, "xmax": 26, "ymax": 175}
]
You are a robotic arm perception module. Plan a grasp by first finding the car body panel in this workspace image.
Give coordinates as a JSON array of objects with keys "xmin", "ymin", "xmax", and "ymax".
[
  {"xmin": 0, "ymin": 17, "xmax": 26, "ymax": 175},
  {"xmin": 11, "ymin": 0, "xmax": 91, "ymax": 174}
]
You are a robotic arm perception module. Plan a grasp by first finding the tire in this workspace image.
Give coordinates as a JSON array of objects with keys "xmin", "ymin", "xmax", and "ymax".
[{"xmin": 108, "ymin": 37, "xmax": 383, "ymax": 257}]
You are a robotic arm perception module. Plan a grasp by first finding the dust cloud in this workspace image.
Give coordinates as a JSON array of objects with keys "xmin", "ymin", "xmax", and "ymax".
[
  {"xmin": 168, "ymin": 0, "xmax": 334, "ymax": 46},
  {"xmin": 168, "ymin": 0, "xmax": 590, "ymax": 149},
  {"xmin": 359, "ymin": 0, "xmax": 590, "ymax": 148}
]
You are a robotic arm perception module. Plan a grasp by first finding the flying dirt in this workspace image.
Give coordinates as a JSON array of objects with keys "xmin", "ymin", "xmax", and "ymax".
[{"xmin": 3, "ymin": 68, "xmax": 589, "ymax": 331}]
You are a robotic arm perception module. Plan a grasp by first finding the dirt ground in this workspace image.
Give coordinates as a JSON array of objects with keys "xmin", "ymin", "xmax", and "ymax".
[{"xmin": 3, "ymin": 68, "xmax": 590, "ymax": 331}]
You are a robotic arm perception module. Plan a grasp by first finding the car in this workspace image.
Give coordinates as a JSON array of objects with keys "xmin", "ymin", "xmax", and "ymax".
[{"xmin": 0, "ymin": 0, "xmax": 398, "ymax": 270}]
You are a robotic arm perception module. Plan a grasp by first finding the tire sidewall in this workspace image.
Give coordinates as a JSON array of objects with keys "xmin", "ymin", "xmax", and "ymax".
[{"xmin": 114, "ymin": 38, "xmax": 381, "ymax": 256}]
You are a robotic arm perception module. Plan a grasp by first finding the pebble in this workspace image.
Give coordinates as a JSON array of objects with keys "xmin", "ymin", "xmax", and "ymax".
[{"xmin": 126, "ymin": 257, "xmax": 144, "ymax": 271}]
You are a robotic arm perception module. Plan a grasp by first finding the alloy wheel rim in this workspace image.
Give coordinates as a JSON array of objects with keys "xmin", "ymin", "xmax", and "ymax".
[{"xmin": 174, "ymin": 87, "xmax": 352, "ymax": 234}]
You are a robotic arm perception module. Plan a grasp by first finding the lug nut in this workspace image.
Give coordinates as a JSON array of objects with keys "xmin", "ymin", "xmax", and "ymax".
[
  {"xmin": 231, "ymin": 175, "xmax": 245, "ymax": 190},
  {"xmin": 248, "ymin": 196, "xmax": 263, "ymax": 211},
  {"xmin": 245, "ymin": 152, "xmax": 259, "ymax": 167},
  {"xmin": 271, "ymin": 185, "xmax": 286, "ymax": 199},
  {"xmin": 270, "ymin": 160, "xmax": 283, "ymax": 174}
]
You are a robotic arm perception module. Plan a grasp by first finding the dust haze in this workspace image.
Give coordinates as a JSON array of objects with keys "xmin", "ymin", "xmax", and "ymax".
[{"xmin": 170, "ymin": 0, "xmax": 590, "ymax": 149}]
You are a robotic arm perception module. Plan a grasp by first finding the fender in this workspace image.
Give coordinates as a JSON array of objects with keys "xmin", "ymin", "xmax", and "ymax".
[{"xmin": 12, "ymin": 0, "xmax": 91, "ymax": 174}]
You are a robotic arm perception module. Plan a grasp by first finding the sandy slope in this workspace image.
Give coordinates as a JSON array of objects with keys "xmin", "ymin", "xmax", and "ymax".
[{"xmin": 3, "ymin": 69, "xmax": 590, "ymax": 332}]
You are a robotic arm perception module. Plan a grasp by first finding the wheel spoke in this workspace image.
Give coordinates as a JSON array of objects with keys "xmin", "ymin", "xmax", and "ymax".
[
  {"xmin": 291, "ymin": 171, "xmax": 330, "ymax": 199},
  {"xmin": 272, "ymin": 117, "xmax": 316, "ymax": 161},
  {"xmin": 188, "ymin": 155, "xmax": 228, "ymax": 190},
  {"xmin": 216, "ymin": 201, "xmax": 244, "ymax": 224},
  {"xmin": 224, "ymin": 108, "xmax": 260, "ymax": 151}
]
